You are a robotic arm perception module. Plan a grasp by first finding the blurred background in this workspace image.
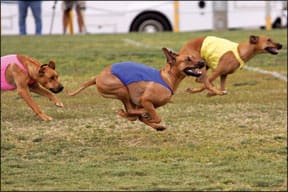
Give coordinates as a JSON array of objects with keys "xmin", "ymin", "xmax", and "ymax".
[{"xmin": 1, "ymin": 0, "xmax": 287, "ymax": 35}]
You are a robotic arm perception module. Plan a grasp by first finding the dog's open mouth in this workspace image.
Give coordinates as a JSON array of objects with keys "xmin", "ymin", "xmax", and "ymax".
[
  {"xmin": 265, "ymin": 47, "xmax": 279, "ymax": 55},
  {"xmin": 183, "ymin": 67, "xmax": 202, "ymax": 77}
]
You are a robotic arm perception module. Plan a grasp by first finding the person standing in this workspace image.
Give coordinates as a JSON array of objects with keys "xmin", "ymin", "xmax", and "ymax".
[
  {"xmin": 18, "ymin": 1, "xmax": 42, "ymax": 35},
  {"xmin": 62, "ymin": 0, "xmax": 86, "ymax": 34}
]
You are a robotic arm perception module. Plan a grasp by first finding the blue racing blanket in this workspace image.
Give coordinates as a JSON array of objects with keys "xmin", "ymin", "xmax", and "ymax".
[{"xmin": 111, "ymin": 61, "xmax": 173, "ymax": 94}]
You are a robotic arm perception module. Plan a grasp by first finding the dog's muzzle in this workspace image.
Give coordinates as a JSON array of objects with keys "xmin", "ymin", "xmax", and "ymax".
[
  {"xmin": 50, "ymin": 85, "xmax": 64, "ymax": 94},
  {"xmin": 265, "ymin": 43, "xmax": 282, "ymax": 55},
  {"xmin": 184, "ymin": 60, "xmax": 205, "ymax": 77}
]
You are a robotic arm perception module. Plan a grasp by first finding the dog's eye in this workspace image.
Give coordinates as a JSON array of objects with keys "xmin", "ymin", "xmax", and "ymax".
[
  {"xmin": 185, "ymin": 57, "xmax": 192, "ymax": 63},
  {"xmin": 267, "ymin": 39, "xmax": 272, "ymax": 42}
]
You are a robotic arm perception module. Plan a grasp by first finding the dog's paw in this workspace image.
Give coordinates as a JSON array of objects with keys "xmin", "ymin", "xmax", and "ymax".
[
  {"xmin": 206, "ymin": 90, "xmax": 227, "ymax": 97},
  {"xmin": 155, "ymin": 126, "xmax": 166, "ymax": 131},
  {"xmin": 206, "ymin": 92, "xmax": 216, "ymax": 97},
  {"xmin": 55, "ymin": 102, "xmax": 64, "ymax": 107},
  {"xmin": 39, "ymin": 113, "xmax": 53, "ymax": 121},
  {"xmin": 186, "ymin": 88, "xmax": 194, "ymax": 93}
]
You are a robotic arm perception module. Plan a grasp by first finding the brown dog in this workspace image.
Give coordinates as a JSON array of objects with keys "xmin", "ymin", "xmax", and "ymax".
[
  {"xmin": 68, "ymin": 48, "xmax": 205, "ymax": 131},
  {"xmin": 179, "ymin": 35, "xmax": 283, "ymax": 96},
  {"xmin": 1, "ymin": 54, "xmax": 64, "ymax": 120}
]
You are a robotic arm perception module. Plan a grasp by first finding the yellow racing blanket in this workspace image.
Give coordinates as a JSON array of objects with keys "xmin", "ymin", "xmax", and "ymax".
[{"xmin": 200, "ymin": 36, "xmax": 245, "ymax": 70}]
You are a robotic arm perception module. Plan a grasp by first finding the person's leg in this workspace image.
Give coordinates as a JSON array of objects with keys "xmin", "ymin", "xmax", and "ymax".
[
  {"xmin": 62, "ymin": 1, "xmax": 73, "ymax": 34},
  {"xmin": 30, "ymin": 1, "xmax": 42, "ymax": 35},
  {"xmin": 18, "ymin": 1, "xmax": 28, "ymax": 35},
  {"xmin": 75, "ymin": 1, "xmax": 86, "ymax": 33}
]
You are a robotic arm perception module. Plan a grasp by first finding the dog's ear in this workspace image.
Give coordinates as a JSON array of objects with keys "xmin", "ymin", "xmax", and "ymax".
[
  {"xmin": 162, "ymin": 47, "xmax": 179, "ymax": 65},
  {"xmin": 39, "ymin": 64, "xmax": 48, "ymax": 76},
  {"xmin": 48, "ymin": 60, "xmax": 56, "ymax": 70},
  {"xmin": 249, "ymin": 35, "xmax": 259, "ymax": 44}
]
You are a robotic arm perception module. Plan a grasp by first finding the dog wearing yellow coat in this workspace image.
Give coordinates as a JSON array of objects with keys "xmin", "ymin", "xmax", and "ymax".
[{"xmin": 179, "ymin": 35, "xmax": 282, "ymax": 96}]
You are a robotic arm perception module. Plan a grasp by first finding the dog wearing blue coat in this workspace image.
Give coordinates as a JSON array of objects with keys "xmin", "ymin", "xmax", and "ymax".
[{"xmin": 68, "ymin": 48, "xmax": 205, "ymax": 131}]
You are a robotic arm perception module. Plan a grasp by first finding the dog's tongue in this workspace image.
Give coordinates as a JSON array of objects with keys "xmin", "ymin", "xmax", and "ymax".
[
  {"xmin": 267, "ymin": 47, "xmax": 279, "ymax": 54},
  {"xmin": 272, "ymin": 48, "xmax": 279, "ymax": 54}
]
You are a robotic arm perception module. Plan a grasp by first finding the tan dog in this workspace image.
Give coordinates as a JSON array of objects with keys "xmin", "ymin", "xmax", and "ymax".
[
  {"xmin": 68, "ymin": 48, "xmax": 205, "ymax": 131},
  {"xmin": 179, "ymin": 35, "xmax": 283, "ymax": 96},
  {"xmin": 1, "ymin": 54, "xmax": 64, "ymax": 120}
]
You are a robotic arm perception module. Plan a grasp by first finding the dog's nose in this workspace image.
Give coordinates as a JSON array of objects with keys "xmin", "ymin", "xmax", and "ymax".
[
  {"xmin": 197, "ymin": 60, "xmax": 205, "ymax": 69},
  {"xmin": 50, "ymin": 85, "xmax": 64, "ymax": 94},
  {"xmin": 58, "ymin": 85, "xmax": 64, "ymax": 92},
  {"xmin": 277, "ymin": 43, "xmax": 282, "ymax": 49}
]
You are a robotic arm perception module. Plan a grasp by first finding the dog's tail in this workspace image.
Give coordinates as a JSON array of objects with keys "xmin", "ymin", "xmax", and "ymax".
[{"xmin": 67, "ymin": 77, "xmax": 96, "ymax": 96}]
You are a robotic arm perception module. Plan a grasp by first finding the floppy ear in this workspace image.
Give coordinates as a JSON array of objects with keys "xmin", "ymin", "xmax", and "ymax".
[
  {"xmin": 249, "ymin": 35, "xmax": 259, "ymax": 44},
  {"xmin": 48, "ymin": 60, "xmax": 56, "ymax": 69},
  {"xmin": 162, "ymin": 47, "xmax": 179, "ymax": 65}
]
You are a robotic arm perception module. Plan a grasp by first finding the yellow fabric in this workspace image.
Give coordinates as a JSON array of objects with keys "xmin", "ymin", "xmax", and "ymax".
[{"xmin": 200, "ymin": 36, "xmax": 245, "ymax": 70}]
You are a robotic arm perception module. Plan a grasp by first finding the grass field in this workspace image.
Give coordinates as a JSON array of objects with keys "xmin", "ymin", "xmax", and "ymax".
[{"xmin": 1, "ymin": 29, "xmax": 287, "ymax": 191}]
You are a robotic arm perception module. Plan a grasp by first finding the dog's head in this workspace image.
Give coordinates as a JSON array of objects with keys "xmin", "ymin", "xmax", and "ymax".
[
  {"xmin": 162, "ymin": 47, "xmax": 205, "ymax": 77},
  {"xmin": 249, "ymin": 35, "xmax": 282, "ymax": 55},
  {"xmin": 37, "ymin": 60, "xmax": 64, "ymax": 93}
]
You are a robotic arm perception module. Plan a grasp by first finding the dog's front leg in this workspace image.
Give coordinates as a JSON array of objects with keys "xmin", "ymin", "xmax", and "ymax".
[
  {"xmin": 17, "ymin": 87, "xmax": 53, "ymax": 120},
  {"xmin": 186, "ymin": 68, "xmax": 207, "ymax": 94},
  {"xmin": 138, "ymin": 115, "xmax": 166, "ymax": 131},
  {"xmin": 141, "ymin": 100, "xmax": 161, "ymax": 123},
  {"xmin": 140, "ymin": 99, "xmax": 166, "ymax": 131},
  {"xmin": 30, "ymin": 83, "xmax": 64, "ymax": 107}
]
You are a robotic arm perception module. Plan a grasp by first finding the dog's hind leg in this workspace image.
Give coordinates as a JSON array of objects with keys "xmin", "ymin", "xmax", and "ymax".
[
  {"xmin": 206, "ymin": 74, "xmax": 228, "ymax": 97},
  {"xmin": 117, "ymin": 109, "xmax": 138, "ymax": 121},
  {"xmin": 118, "ymin": 98, "xmax": 146, "ymax": 121}
]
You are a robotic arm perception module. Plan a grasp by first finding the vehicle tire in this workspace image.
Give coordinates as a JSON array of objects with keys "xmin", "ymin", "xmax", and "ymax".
[
  {"xmin": 272, "ymin": 17, "xmax": 282, "ymax": 28},
  {"xmin": 130, "ymin": 12, "xmax": 172, "ymax": 33}
]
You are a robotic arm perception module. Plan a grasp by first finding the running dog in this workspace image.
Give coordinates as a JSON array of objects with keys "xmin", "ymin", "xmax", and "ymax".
[
  {"xmin": 179, "ymin": 35, "xmax": 282, "ymax": 96},
  {"xmin": 1, "ymin": 55, "xmax": 64, "ymax": 120},
  {"xmin": 68, "ymin": 48, "xmax": 205, "ymax": 131}
]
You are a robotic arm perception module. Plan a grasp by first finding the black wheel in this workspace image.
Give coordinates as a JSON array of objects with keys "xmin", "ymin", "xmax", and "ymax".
[
  {"xmin": 130, "ymin": 12, "xmax": 172, "ymax": 33},
  {"xmin": 272, "ymin": 17, "xmax": 282, "ymax": 28}
]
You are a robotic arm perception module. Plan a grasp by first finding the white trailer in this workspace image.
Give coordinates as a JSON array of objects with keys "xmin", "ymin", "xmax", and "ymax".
[{"xmin": 1, "ymin": 1, "xmax": 286, "ymax": 35}]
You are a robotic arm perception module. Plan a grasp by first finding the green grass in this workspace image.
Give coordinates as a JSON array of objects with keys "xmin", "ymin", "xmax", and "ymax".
[{"xmin": 1, "ymin": 29, "xmax": 287, "ymax": 191}]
